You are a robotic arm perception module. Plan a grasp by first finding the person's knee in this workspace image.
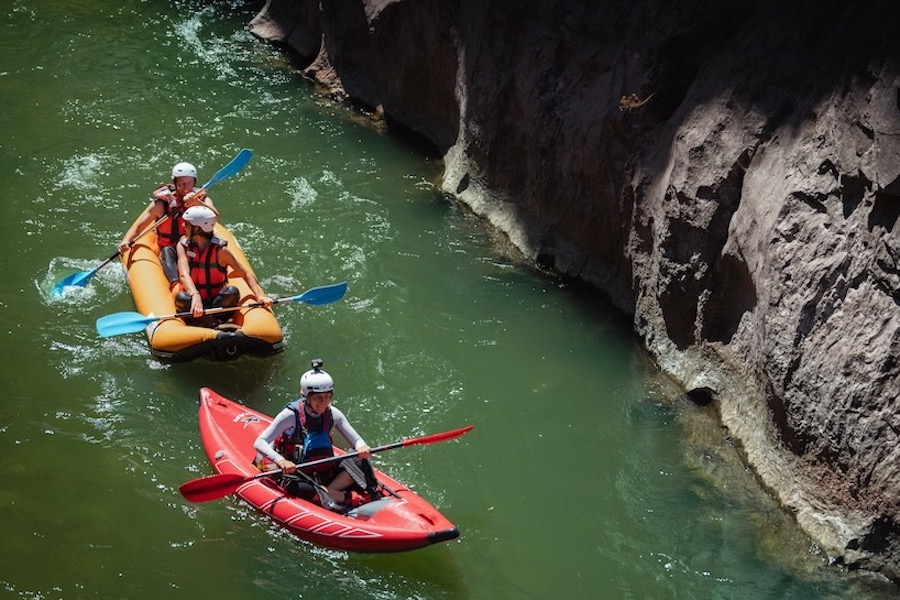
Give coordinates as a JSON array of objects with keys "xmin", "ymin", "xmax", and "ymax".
[
  {"xmin": 215, "ymin": 285, "xmax": 240, "ymax": 308},
  {"xmin": 284, "ymin": 480, "xmax": 317, "ymax": 500},
  {"xmin": 175, "ymin": 291, "xmax": 191, "ymax": 312}
]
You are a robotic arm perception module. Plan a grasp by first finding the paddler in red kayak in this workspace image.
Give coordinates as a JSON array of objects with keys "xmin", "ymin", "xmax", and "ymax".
[
  {"xmin": 174, "ymin": 205, "xmax": 273, "ymax": 328},
  {"xmin": 118, "ymin": 162, "xmax": 216, "ymax": 286},
  {"xmin": 253, "ymin": 359, "xmax": 376, "ymax": 512}
]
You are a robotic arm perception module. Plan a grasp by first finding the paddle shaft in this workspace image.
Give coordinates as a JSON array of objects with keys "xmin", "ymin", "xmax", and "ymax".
[
  {"xmin": 119, "ymin": 212, "xmax": 170, "ymax": 258},
  {"xmin": 179, "ymin": 424, "xmax": 474, "ymax": 503},
  {"xmin": 195, "ymin": 439, "xmax": 436, "ymax": 488},
  {"xmin": 51, "ymin": 212, "xmax": 170, "ymax": 293},
  {"xmin": 93, "ymin": 300, "xmax": 272, "ymax": 339},
  {"xmin": 134, "ymin": 291, "xmax": 324, "ymax": 324},
  {"xmin": 282, "ymin": 424, "xmax": 476, "ymax": 473},
  {"xmin": 95, "ymin": 281, "xmax": 348, "ymax": 338}
]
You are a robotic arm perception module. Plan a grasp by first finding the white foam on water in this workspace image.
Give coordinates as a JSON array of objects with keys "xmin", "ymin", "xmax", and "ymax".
[
  {"xmin": 286, "ymin": 176, "xmax": 318, "ymax": 210},
  {"xmin": 54, "ymin": 153, "xmax": 109, "ymax": 191}
]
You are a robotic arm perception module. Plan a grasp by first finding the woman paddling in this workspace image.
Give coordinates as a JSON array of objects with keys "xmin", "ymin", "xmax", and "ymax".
[
  {"xmin": 252, "ymin": 359, "xmax": 377, "ymax": 512},
  {"xmin": 175, "ymin": 205, "xmax": 272, "ymax": 328}
]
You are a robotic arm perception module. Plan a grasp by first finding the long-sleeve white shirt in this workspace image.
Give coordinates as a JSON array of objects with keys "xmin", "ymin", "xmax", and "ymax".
[{"xmin": 253, "ymin": 403, "xmax": 367, "ymax": 463}]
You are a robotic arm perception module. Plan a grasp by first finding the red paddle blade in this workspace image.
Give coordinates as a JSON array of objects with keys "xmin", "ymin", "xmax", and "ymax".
[
  {"xmin": 179, "ymin": 473, "xmax": 250, "ymax": 503},
  {"xmin": 402, "ymin": 425, "xmax": 474, "ymax": 447}
]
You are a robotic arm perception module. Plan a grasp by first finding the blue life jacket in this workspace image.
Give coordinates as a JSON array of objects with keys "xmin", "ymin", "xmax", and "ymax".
[{"xmin": 279, "ymin": 399, "xmax": 334, "ymax": 465}]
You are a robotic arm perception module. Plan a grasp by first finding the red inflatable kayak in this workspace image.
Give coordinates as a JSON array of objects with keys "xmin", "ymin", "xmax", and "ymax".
[{"xmin": 195, "ymin": 387, "xmax": 463, "ymax": 552}]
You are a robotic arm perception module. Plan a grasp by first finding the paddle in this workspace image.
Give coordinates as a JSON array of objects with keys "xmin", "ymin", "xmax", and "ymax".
[
  {"xmin": 178, "ymin": 424, "xmax": 475, "ymax": 503},
  {"xmin": 289, "ymin": 467, "xmax": 345, "ymax": 512},
  {"xmin": 51, "ymin": 148, "xmax": 253, "ymax": 295},
  {"xmin": 50, "ymin": 214, "xmax": 166, "ymax": 296},
  {"xmin": 95, "ymin": 281, "xmax": 349, "ymax": 338}
]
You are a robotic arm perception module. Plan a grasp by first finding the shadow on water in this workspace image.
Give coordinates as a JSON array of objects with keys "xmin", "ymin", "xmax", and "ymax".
[
  {"xmin": 168, "ymin": 355, "xmax": 289, "ymax": 404},
  {"xmin": 352, "ymin": 544, "xmax": 467, "ymax": 594},
  {"xmin": 671, "ymin": 389, "xmax": 897, "ymax": 598},
  {"xmin": 604, "ymin": 371, "xmax": 898, "ymax": 599}
]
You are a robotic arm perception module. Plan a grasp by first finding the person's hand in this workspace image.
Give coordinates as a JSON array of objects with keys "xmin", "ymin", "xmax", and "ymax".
[
  {"xmin": 183, "ymin": 191, "xmax": 203, "ymax": 208},
  {"xmin": 357, "ymin": 444, "xmax": 371, "ymax": 460},
  {"xmin": 257, "ymin": 294, "xmax": 274, "ymax": 308},
  {"xmin": 276, "ymin": 458, "xmax": 296, "ymax": 473},
  {"xmin": 117, "ymin": 239, "xmax": 131, "ymax": 255},
  {"xmin": 190, "ymin": 293, "xmax": 204, "ymax": 318}
]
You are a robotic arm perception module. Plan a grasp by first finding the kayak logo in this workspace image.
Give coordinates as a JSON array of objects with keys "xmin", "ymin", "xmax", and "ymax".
[{"xmin": 233, "ymin": 412, "xmax": 260, "ymax": 429}]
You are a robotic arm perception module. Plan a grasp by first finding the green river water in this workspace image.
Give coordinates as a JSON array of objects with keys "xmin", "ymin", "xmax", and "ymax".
[{"xmin": 1, "ymin": 1, "xmax": 896, "ymax": 598}]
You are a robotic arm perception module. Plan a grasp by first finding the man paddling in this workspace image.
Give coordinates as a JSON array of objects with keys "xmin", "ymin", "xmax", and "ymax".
[{"xmin": 119, "ymin": 162, "xmax": 217, "ymax": 286}]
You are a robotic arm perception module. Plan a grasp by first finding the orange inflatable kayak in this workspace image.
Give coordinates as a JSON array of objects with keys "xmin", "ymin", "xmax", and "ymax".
[{"xmin": 119, "ymin": 217, "xmax": 283, "ymax": 362}]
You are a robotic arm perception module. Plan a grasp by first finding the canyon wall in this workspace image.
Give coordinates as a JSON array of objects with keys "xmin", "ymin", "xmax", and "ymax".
[{"xmin": 249, "ymin": 0, "xmax": 900, "ymax": 579}]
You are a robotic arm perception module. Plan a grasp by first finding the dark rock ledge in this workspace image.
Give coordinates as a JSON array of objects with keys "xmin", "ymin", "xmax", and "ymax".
[{"xmin": 248, "ymin": 0, "xmax": 900, "ymax": 581}]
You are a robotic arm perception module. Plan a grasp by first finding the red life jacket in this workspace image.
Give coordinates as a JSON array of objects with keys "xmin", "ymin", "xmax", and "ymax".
[
  {"xmin": 151, "ymin": 184, "xmax": 207, "ymax": 248},
  {"xmin": 181, "ymin": 236, "xmax": 228, "ymax": 301}
]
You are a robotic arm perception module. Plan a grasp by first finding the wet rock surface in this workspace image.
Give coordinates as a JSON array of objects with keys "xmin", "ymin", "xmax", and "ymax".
[{"xmin": 249, "ymin": 0, "xmax": 900, "ymax": 580}]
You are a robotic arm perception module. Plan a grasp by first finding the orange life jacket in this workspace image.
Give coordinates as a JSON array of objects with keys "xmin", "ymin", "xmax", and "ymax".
[
  {"xmin": 151, "ymin": 184, "xmax": 207, "ymax": 248},
  {"xmin": 181, "ymin": 236, "xmax": 228, "ymax": 301}
]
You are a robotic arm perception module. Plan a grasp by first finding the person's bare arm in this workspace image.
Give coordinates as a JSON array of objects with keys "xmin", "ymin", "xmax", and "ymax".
[
  {"xmin": 118, "ymin": 201, "xmax": 165, "ymax": 254},
  {"xmin": 220, "ymin": 248, "xmax": 273, "ymax": 306}
]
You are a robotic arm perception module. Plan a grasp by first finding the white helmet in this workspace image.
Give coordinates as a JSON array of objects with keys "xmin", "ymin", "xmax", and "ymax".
[
  {"xmin": 182, "ymin": 205, "xmax": 217, "ymax": 233},
  {"xmin": 300, "ymin": 359, "xmax": 334, "ymax": 395},
  {"xmin": 172, "ymin": 162, "xmax": 198, "ymax": 180}
]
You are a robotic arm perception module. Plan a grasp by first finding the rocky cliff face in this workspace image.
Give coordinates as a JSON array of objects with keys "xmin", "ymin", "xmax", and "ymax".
[{"xmin": 249, "ymin": 0, "xmax": 900, "ymax": 579}]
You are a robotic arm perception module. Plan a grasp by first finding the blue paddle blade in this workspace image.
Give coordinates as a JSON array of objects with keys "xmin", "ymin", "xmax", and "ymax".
[
  {"xmin": 202, "ymin": 148, "xmax": 252, "ymax": 189},
  {"xmin": 283, "ymin": 282, "xmax": 348, "ymax": 306},
  {"xmin": 51, "ymin": 271, "xmax": 91, "ymax": 295},
  {"xmin": 96, "ymin": 311, "xmax": 158, "ymax": 338},
  {"xmin": 50, "ymin": 259, "xmax": 111, "ymax": 295}
]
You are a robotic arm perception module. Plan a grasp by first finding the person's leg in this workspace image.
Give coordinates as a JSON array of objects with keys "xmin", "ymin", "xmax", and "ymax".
[
  {"xmin": 174, "ymin": 291, "xmax": 192, "ymax": 312},
  {"xmin": 340, "ymin": 458, "xmax": 378, "ymax": 498},
  {"xmin": 158, "ymin": 246, "xmax": 179, "ymax": 284},
  {"xmin": 210, "ymin": 285, "xmax": 240, "ymax": 308},
  {"xmin": 174, "ymin": 291, "xmax": 215, "ymax": 327},
  {"xmin": 325, "ymin": 471, "xmax": 357, "ymax": 504},
  {"xmin": 210, "ymin": 285, "xmax": 240, "ymax": 325},
  {"xmin": 281, "ymin": 477, "xmax": 318, "ymax": 501}
]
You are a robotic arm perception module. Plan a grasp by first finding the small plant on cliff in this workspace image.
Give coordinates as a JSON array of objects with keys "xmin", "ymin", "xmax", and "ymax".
[{"xmin": 619, "ymin": 92, "xmax": 656, "ymax": 112}]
